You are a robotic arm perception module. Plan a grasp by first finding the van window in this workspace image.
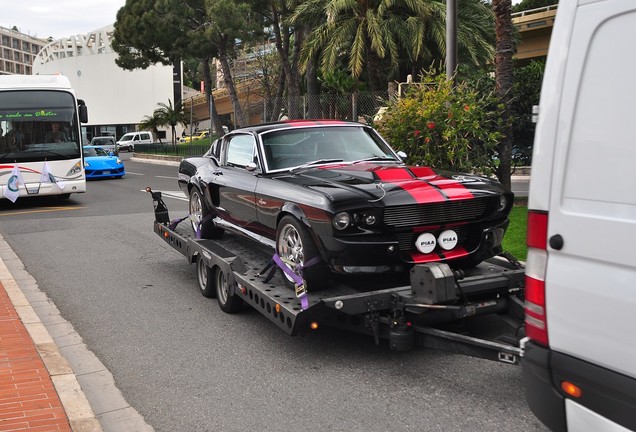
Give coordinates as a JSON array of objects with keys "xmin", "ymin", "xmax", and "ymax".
[
  {"xmin": 120, "ymin": 133, "xmax": 134, "ymax": 141},
  {"xmin": 141, "ymin": 133, "xmax": 150, "ymax": 140},
  {"xmin": 564, "ymin": 11, "xmax": 636, "ymax": 210}
]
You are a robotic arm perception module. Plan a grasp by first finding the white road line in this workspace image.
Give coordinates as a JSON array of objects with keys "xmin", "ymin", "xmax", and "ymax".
[
  {"xmin": 126, "ymin": 172, "xmax": 145, "ymax": 176},
  {"xmin": 155, "ymin": 176, "xmax": 177, "ymax": 179}
]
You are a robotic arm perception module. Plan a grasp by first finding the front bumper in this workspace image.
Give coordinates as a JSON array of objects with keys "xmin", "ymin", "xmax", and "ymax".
[{"xmin": 317, "ymin": 220, "xmax": 508, "ymax": 274}]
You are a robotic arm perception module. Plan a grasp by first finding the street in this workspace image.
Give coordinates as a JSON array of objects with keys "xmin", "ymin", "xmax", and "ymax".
[{"xmin": 0, "ymin": 159, "xmax": 545, "ymax": 432}]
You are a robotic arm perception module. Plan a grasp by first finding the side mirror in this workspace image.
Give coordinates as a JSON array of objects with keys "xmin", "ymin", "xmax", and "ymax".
[
  {"xmin": 397, "ymin": 151, "xmax": 407, "ymax": 159},
  {"xmin": 245, "ymin": 162, "xmax": 258, "ymax": 172}
]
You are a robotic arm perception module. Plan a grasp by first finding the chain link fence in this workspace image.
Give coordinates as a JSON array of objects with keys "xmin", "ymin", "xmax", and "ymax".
[{"xmin": 262, "ymin": 91, "xmax": 389, "ymax": 123}]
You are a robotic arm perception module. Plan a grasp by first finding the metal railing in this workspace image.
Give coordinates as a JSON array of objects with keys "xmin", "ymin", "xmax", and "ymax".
[{"xmin": 134, "ymin": 142, "xmax": 211, "ymax": 157}]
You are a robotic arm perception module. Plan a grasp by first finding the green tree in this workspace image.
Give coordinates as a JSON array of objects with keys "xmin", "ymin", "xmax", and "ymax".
[
  {"xmin": 510, "ymin": 60, "xmax": 544, "ymax": 167},
  {"xmin": 293, "ymin": 0, "xmax": 495, "ymax": 92},
  {"xmin": 139, "ymin": 112, "xmax": 165, "ymax": 145},
  {"xmin": 111, "ymin": 0, "xmax": 226, "ymax": 137},
  {"xmin": 155, "ymin": 100, "xmax": 189, "ymax": 147}
]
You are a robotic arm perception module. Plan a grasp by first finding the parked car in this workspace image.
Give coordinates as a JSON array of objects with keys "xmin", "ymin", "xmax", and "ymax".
[
  {"xmin": 89, "ymin": 136, "xmax": 116, "ymax": 153},
  {"xmin": 178, "ymin": 120, "xmax": 513, "ymax": 291},
  {"xmin": 83, "ymin": 146, "xmax": 125, "ymax": 179},
  {"xmin": 116, "ymin": 131, "xmax": 153, "ymax": 152},
  {"xmin": 180, "ymin": 130, "xmax": 210, "ymax": 143}
]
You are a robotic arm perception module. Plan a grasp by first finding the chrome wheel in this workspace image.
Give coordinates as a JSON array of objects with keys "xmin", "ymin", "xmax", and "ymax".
[
  {"xmin": 189, "ymin": 189, "xmax": 203, "ymax": 233},
  {"xmin": 277, "ymin": 223, "xmax": 304, "ymax": 283}
]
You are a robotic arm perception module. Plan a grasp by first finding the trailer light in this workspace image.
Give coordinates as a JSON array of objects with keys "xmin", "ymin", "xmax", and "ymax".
[
  {"xmin": 335, "ymin": 300, "xmax": 344, "ymax": 310},
  {"xmin": 239, "ymin": 285, "xmax": 247, "ymax": 295},
  {"xmin": 275, "ymin": 303, "xmax": 281, "ymax": 313},
  {"xmin": 310, "ymin": 322, "xmax": 319, "ymax": 330},
  {"xmin": 163, "ymin": 231, "xmax": 169, "ymax": 238},
  {"xmin": 561, "ymin": 381, "xmax": 582, "ymax": 398},
  {"xmin": 406, "ymin": 321, "xmax": 412, "ymax": 327}
]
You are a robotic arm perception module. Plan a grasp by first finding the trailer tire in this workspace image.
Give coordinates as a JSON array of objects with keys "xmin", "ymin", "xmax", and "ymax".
[
  {"xmin": 196, "ymin": 256, "xmax": 216, "ymax": 298},
  {"xmin": 189, "ymin": 187, "xmax": 224, "ymax": 239},
  {"xmin": 276, "ymin": 215, "xmax": 327, "ymax": 292},
  {"xmin": 215, "ymin": 267, "xmax": 243, "ymax": 313}
]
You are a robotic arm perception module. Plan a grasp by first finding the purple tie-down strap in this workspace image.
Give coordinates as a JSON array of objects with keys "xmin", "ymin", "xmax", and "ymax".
[
  {"xmin": 300, "ymin": 294, "xmax": 309, "ymax": 310},
  {"xmin": 194, "ymin": 214, "xmax": 213, "ymax": 239},
  {"xmin": 272, "ymin": 253, "xmax": 303, "ymax": 286},
  {"xmin": 168, "ymin": 216, "xmax": 189, "ymax": 230}
]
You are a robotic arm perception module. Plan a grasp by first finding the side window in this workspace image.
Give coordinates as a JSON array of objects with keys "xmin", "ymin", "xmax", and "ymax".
[
  {"xmin": 142, "ymin": 133, "xmax": 150, "ymax": 140},
  {"xmin": 225, "ymin": 134, "xmax": 255, "ymax": 167},
  {"xmin": 133, "ymin": 135, "xmax": 140, "ymax": 141}
]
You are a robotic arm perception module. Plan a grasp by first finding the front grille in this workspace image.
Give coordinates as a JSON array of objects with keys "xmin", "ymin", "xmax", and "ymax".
[
  {"xmin": 383, "ymin": 197, "xmax": 493, "ymax": 228},
  {"xmin": 395, "ymin": 225, "xmax": 470, "ymax": 251}
]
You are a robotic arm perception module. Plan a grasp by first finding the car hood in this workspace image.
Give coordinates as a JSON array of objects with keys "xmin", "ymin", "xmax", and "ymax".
[
  {"xmin": 275, "ymin": 162, "xmax": 507, "ymax": 206},
  {"xmin": 85, "ymin": 156, "xmax": 122, "ymax": 168}
]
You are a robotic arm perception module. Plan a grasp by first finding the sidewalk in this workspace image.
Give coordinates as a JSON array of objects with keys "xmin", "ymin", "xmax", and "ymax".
[{"xmin": 0, "ymin": 262, "xmax": 100, "ymax": 431}]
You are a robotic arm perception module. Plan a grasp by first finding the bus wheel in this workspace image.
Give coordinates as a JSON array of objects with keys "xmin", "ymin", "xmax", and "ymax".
[
  {"xmin": 196, "ymin": 256, "xmax": 216, "ymax": 298},
  {"xmin": 215, "ymin": 267, "xmax": 243, "ymax": 313}
]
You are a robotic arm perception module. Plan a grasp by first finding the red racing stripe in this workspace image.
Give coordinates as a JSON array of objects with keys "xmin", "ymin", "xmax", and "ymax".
[
  {"xmin": 409, "ymin": 251, "xmax": 443, "ymax": 263},
  {"xmin": 439, "ymin": 246, "xmax": 469, "ymax": 260},
  {"xmin": 428, "ymin": 177, "xmax": 474, "ymax": 200},
  {"xmin": 374, "ymin": 166, "xmax": 446, "ymax": 204}
]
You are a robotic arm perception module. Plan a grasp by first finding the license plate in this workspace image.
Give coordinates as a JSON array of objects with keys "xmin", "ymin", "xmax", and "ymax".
[{"xmin": 102, "ymin": 171, "xmax": 110, "ymax": 175}]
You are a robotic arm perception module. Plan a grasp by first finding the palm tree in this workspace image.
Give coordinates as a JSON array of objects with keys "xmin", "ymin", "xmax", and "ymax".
[
  {"xmin": 293, "ymin": 0, "xmax": 495, "ymax": 91},
  {"xmin": 493, "ymin": 0, "xmax": 514, "ymax": 190},
  {"xmin": 154, "ymin": 100, "xmax": 188, "ymax": 148},
  {"xmin": 139, "ymin": 112, "xmax": 164, "ymax": 145}
]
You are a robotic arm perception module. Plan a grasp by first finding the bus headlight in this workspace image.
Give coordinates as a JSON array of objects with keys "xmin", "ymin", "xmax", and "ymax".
[{"xmin": 67, "ymin": 161, "xmax": 83, "ymax": 175}]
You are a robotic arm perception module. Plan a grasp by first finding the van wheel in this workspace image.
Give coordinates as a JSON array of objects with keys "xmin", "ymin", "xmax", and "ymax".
[
  {"xmin": 189, "ymin": 188, "xmax": 224, "ymax": 239},
  {"xmin": 215, "ymin": 267, "xmax": 243, "ymax": 313},
  {"xmin": 276, "ymin": 215, "xmax": 327, "ymax": 292},
  {"xmin": 196, "ymin": 256, "xmax": 215, "ymax": 298}
]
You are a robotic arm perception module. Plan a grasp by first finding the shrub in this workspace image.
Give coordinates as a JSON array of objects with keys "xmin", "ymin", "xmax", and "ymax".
[{"xmin": 377, "ymin": 72, "xmax": 502, "ymax": 175}]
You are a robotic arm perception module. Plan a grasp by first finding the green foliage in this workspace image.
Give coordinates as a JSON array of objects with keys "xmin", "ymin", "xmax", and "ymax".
[
  {"xmin": 510, "ymin": 60, "xmax": 545, "ymax": 166},
  {"xmin": 512, "ymin": 0, "xmax": 557, "ymax": 14},
  {"xmin": 502, "ymin": 204, "xmax": 528, "ymax": 261},
  {"xmin": 377, "ymin": 71, "xmax": 502, "ymax": 175}
]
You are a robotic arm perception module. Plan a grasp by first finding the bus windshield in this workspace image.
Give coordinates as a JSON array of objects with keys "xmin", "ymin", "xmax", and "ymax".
[{"xmin": 0, "ymin": 90, "xmax": 81, "ymax": 163}]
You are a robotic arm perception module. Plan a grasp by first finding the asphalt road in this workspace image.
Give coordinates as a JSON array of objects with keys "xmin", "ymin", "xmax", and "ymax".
[{"xmin": 0, "ymin": 159, "xmax": 546, "ymax": 432}]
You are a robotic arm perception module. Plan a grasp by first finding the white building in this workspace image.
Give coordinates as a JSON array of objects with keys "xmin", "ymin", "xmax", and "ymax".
[{"xmin": 32, "ymin": 25, "xmax": 176, "ymax": 142}]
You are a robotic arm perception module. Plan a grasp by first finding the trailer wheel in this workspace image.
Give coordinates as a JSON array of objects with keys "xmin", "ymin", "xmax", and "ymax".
[
  {"xmin": 276, "ymin": 215, "xmax": 327, "ymax": 291},
  {"xmin": 196, "ymin": 256, "xmax": 216, "ymax": 298},
  {"xmin": 189, "ymin": 187, "xmax": 224, "ymax": 239},
  {"xmin": 215, "ymin": 268, "xmax": 243, "ymax": 313}
]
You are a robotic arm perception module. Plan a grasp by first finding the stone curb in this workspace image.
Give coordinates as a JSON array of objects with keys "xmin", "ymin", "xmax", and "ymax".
[{"xmin": 0, "ymin": 253, "xmax": 103, "ymax": 432}]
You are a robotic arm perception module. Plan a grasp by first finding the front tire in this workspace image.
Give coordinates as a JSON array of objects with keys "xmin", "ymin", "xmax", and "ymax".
[
  {"xmin": 215, "ymin": 267, "xmax": 243, "ymax": 313},
  {"xmin": 276, "ymin": 215, "xmax": 328, "ymax": 291},
  {"xmin": 189, "ymin": 187, "xmax": 224, "ymax": 239}
]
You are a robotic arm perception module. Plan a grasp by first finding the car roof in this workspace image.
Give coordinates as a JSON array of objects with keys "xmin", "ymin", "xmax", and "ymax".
[{"xmin": 233, "ymin": 119, "xmax": 359, "ymax": 135}]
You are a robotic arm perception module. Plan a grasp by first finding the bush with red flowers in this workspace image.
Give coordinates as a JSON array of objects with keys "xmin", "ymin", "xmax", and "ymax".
[{"xmin": 376, "ymin": 71, "xmax": 502, "ymax": 176}]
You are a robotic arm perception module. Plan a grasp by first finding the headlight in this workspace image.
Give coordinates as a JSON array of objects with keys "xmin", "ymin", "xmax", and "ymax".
[
  {"xmin": 68, "ymin": 162, "xmax": 83, "ymax": 175},
  {"xmin": 364, "ymin": 214, "xmax": 377, "ymax": 225},
  {"xmin": 84, "ymin": 161, "xmax": 90, "ymax": 167},
  {"xmin": 497, "ymin": 195, "xmax": 507, "ymax": 212},
  {"xmin": 116, "ymin": 158, "xmax": 122, "ymax": 164},
  {"xmin": 333, "ymin": 212, "xmax": 351, "ymax": 230}
]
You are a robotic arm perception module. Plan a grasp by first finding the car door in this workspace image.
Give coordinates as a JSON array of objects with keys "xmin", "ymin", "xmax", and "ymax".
[{"xmin": 215, "ymin": 133, "xmax": 259, "ymax": 229}]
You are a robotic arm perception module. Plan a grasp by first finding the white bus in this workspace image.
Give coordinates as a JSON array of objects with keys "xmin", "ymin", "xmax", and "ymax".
[{"xmin": 0, "ymin": 75, "xmax": 88, "ymax": 201}]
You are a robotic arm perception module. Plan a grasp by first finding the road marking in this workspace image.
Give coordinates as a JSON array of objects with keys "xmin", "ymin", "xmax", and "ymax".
[
  {"xmin": 155, "ymin": 176, "xmax": 177, "ymax": 180},
  {"xmin": 141, "ymin": 190, "xmax": 187, "ymax": 202},
  {"xmin": 0, "ymin": 206, "xmax": 84, "ymax": 216},
  {"xmin": 125, "ymin": 172, "xmax": 145, "ymax": 176}
]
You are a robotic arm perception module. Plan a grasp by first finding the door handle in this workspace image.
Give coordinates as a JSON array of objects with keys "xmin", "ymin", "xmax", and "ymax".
[
  {"xmin": 549, "ymin": 234, "xmax": 564, "ymax": 250},
  {"xmin": 213, "ymin": 171, "xmax": 223, "ymax": 176}
]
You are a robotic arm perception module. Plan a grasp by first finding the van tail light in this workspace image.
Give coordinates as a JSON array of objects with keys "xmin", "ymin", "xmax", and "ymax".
[{"xmin": 525, "ymin": 210, "xmax": 549, "ymax": 346}]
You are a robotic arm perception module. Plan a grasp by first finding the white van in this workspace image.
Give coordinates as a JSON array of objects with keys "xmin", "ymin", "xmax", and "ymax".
[
  {"xmin": 522, "ymin": 1, "xmax": 636, "ymax": 432},
  {"xmin": 116, "ymin": 131, "xmax": 153, "ymax": 152}
]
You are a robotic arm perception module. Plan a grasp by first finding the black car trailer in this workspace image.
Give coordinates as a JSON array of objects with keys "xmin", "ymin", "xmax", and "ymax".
[{"xmin": 148, "ymin": 188, "xmax": 527, "ymax": 365}]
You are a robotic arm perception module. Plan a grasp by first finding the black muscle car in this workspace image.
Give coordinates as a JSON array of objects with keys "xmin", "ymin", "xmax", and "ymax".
[{"xmin": 178, "ymin": 120, "xmax": 513, "ymax": 291}]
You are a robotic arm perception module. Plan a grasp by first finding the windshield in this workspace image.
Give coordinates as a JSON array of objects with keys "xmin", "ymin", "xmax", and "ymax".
[
  {"xmin": 83, "ymin": 147, "xmax": 109, "ymax": 157},
  {"xmin": 0, "ymin": 90, "xmax": 81, "ymax": 163},
  {"xmin": 92, "ymin": 138, "xmax": 113, "ymax": 144},
  {"xmin": 260, "ymin": 126, "xmax": 398, "ymax": 171},
  {"xmin": 119, "ymin": 134, "xmax": 134, "ymax": 141}
]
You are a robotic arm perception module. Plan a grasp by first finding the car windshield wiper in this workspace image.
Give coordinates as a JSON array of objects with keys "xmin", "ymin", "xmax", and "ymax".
[
  {"xmin": 351, "ymin": 156, "xmax": 397, "ymax": 164},
  {"xmin": 290, "ymin": 159, "xmax": 344, "ymax": 173}
]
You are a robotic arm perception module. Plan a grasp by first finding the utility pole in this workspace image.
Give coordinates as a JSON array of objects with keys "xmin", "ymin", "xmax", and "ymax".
[{"xmin": 446, "ymin": 0, "xmax": 458, "ymax": 84}]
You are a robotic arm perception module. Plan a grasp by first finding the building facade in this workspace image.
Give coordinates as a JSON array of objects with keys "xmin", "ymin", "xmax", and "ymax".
[
  {"xmin": 32, "ymin": 25, "xmax": 176, "ymax": 142},
  {"xmin": 0, "ymin": 26, "xmax": 47, "ymax": 76}
]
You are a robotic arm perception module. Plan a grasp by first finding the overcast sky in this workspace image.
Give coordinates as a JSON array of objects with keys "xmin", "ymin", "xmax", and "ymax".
[
  {"xmin": 2, "ymin": 0, "xmax": 125, "ymax": 40},
  {"xmin": 4, "ymin": 0, "xmax": 525, "ymax": 42}
]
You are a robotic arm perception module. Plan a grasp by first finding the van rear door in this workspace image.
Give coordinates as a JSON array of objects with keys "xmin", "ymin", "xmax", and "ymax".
[{"xmin": 543, "ymin": 0, "xmax": 636, "ymax": 383}]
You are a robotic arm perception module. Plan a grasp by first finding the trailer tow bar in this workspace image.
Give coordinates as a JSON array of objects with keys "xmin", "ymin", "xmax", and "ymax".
[{"xmin": 413, "ymin": 325, "xmax": 523, "ymax": 365}]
